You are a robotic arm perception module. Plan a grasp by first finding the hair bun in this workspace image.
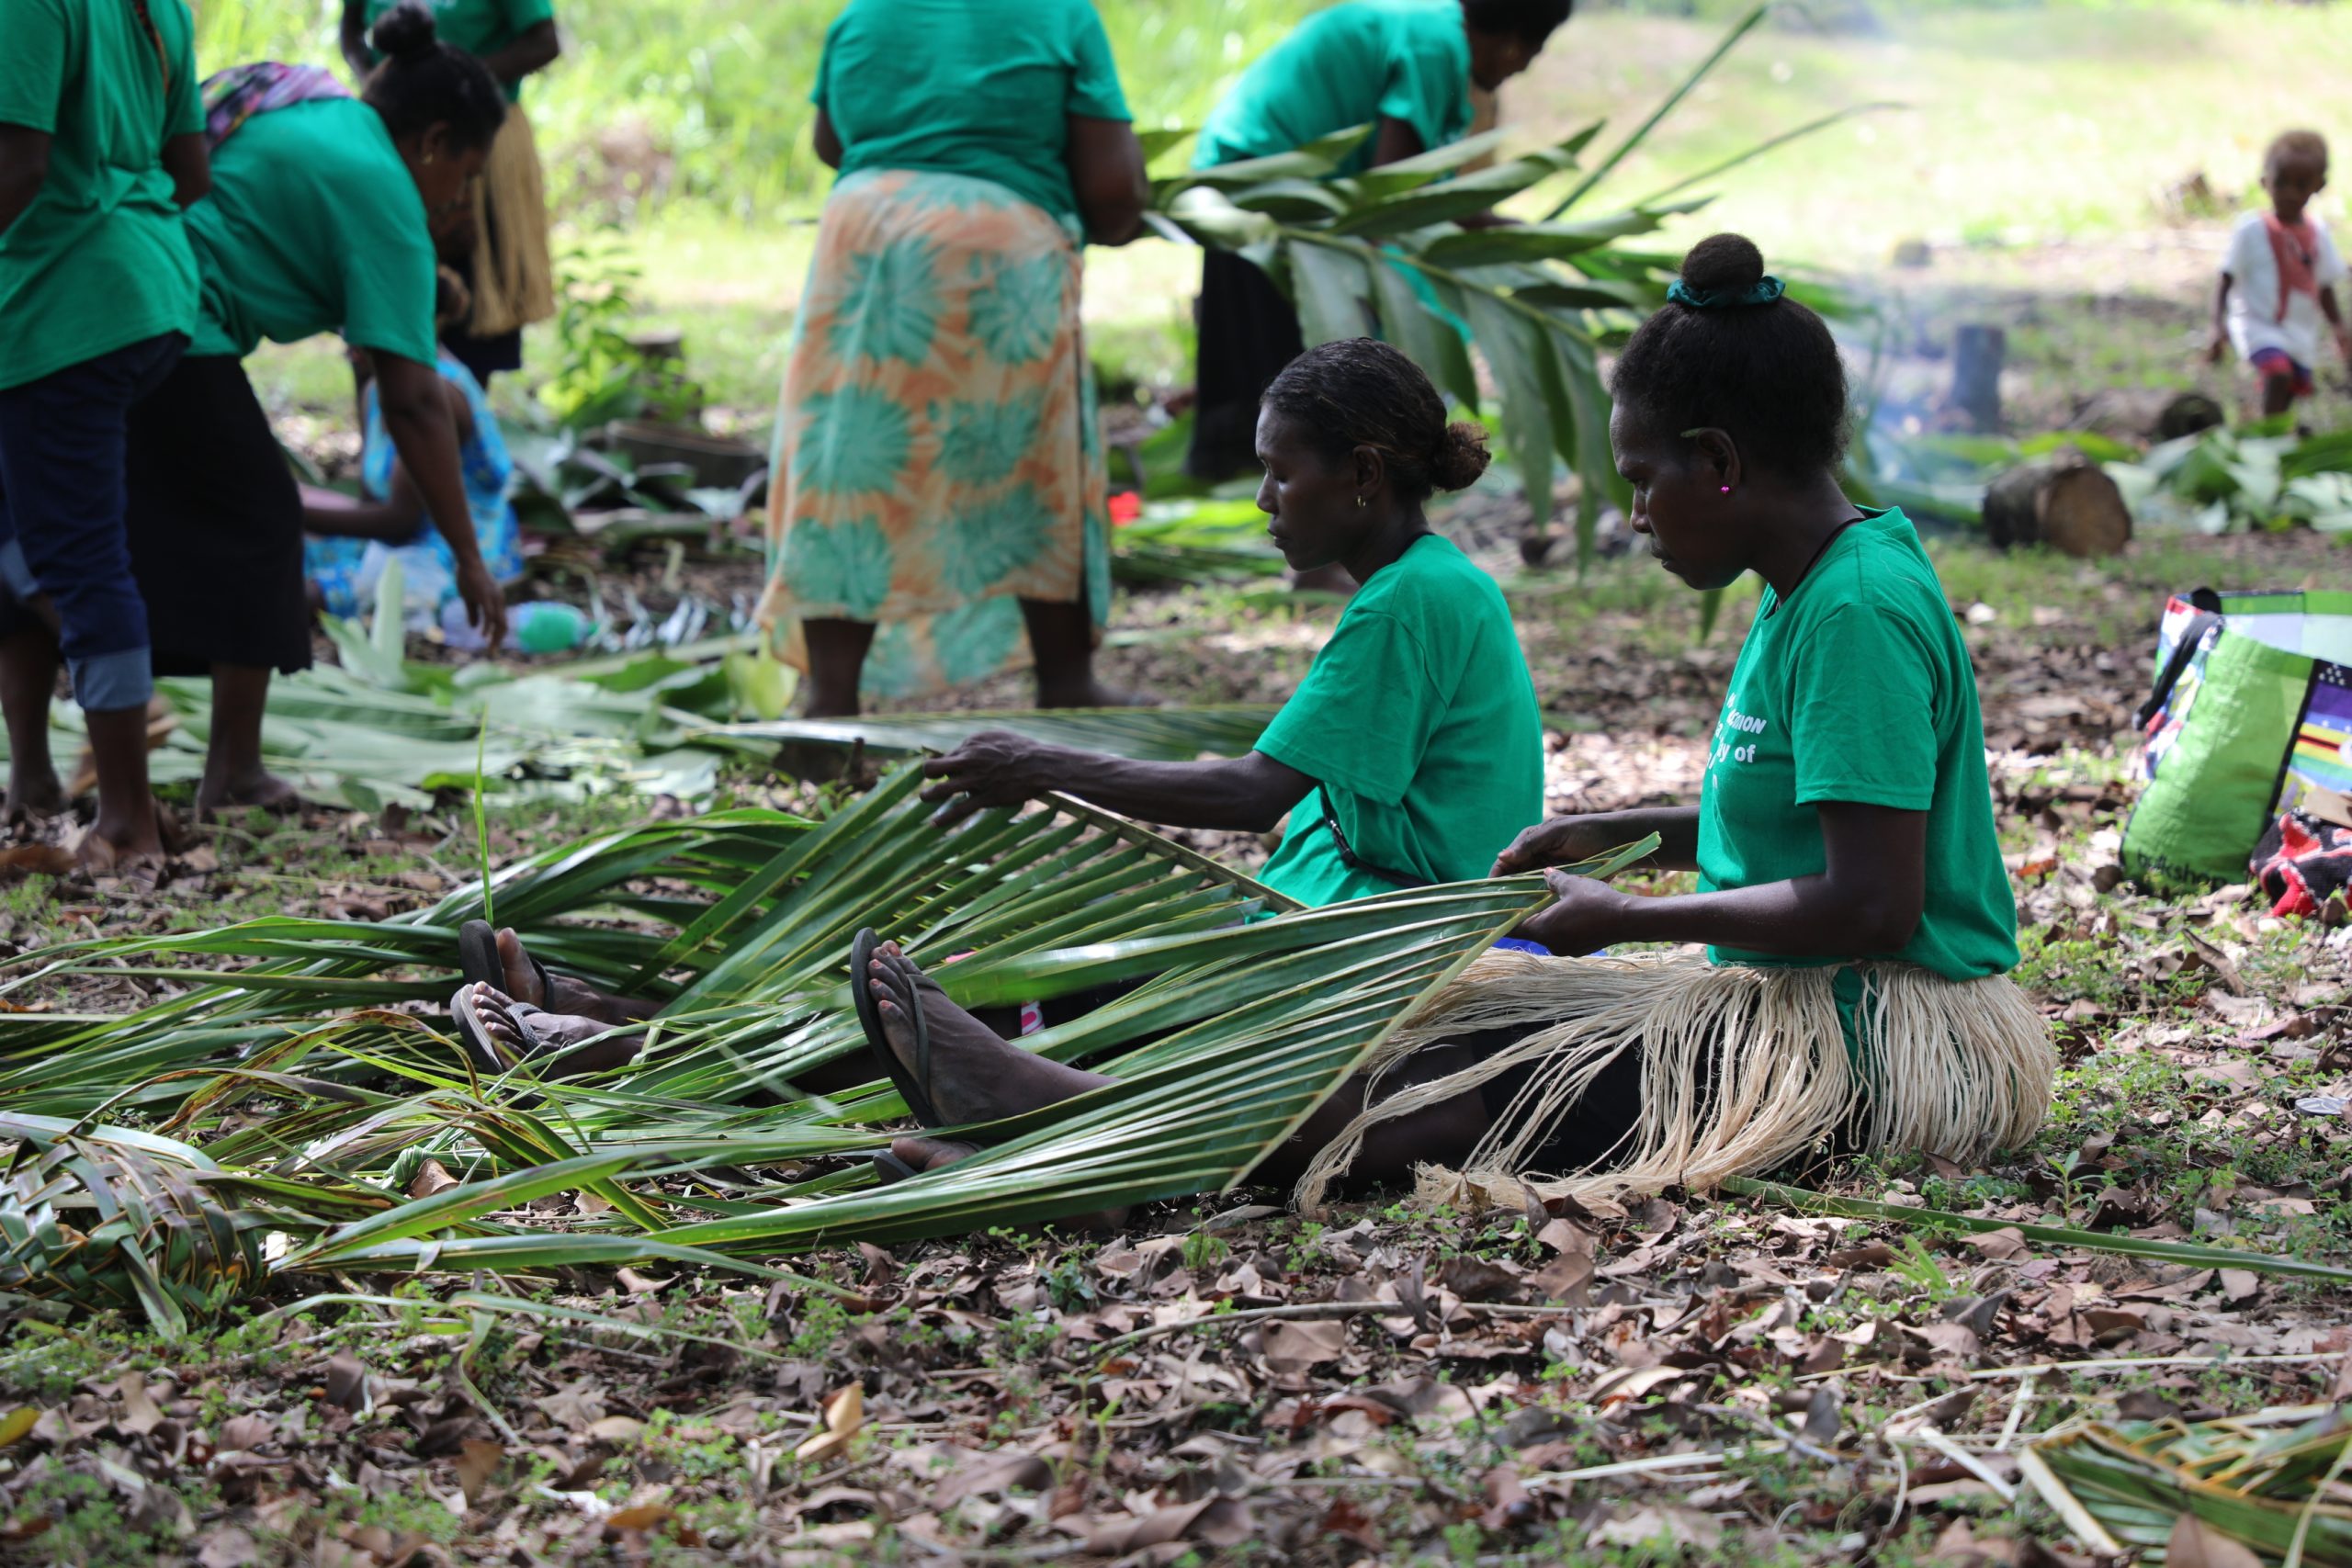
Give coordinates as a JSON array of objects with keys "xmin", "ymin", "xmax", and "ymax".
[
  {"xmin": 1679, "ymin": 232, "xmax": 1766, "ymax": 296},
  {"xmin": 369, "ymin": 2, "xmax": 442, "ymax": 62},
  {"xmin": 1428, "ymin": 421, "xmax": 1491, "ymax": 492}
]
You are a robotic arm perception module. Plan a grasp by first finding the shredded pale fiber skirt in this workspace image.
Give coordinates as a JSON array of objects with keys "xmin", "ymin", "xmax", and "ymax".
[
  {"xmin": 466, "ymin": 104, "xmax": 556, "ymax": 337},
  {"xmin": 1294, "ymin": 950, "xmax": 2056, "ymax": 1214},
  {"xmin": 757, "ymin": 168, "xmax": 1112, "ymax": 699}
]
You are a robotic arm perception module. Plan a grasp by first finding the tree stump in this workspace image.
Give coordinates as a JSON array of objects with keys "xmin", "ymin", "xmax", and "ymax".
[
  {"xmin": 1950, "ymin": 323, "xmax": 2007, "ymax": 433},
  {"xmin": 2154, "ymin": 390, "xmax": 2226, "ymax": 442},
  {"xmin": 1981, "ymin": 454, "xmax": 2132, "ymax": 558}
]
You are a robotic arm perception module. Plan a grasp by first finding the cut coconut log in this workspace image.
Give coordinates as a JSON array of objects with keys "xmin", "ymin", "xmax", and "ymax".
[
  {"xmin": 2154, "ymin": 390, "xmax": 2225, "ymax": 442},
  {"xmin": 1981, "ymin": 454, "xmax": 2132, "ymax": 558}
]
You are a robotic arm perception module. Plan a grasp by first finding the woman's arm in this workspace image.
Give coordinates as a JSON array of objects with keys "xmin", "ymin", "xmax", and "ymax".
[
  {"xmin": 1521, "ymin": 801, "xmax": 1928, "ymax": 958},
  {"xmin": 0, "ymin": 127, "xmax": 51, "ymax": 236},
  {"xmin": 339, "ymin": 0, "xmax": 375, "ymax": 80},
  {"xmin": 921, "ymin": 733, "xmax": 1314, "ymax": 831},
  {"xmin": 1495, "ymin": 807, "xmax": 1702, "ymax": 875},
  {"xmin": 300, "ymin": 477, "xmax": 425, "ymax": 542},
  {"xmin": 1068, "ymin": 114, "xmax": 1148, "ymax": 245},
  {"xmin": 1371, "ymin": 116, "xmax": 1425, "ymax": 167},
  {"xmin": 161, "ymin": 133, "xmax": 209, "ymax": 207},
  {"xmin": 372, "ymin": 352, "xmax": 507, "ymax": 646},
  {"xmin": 477, "ymin": 19, "xmax": 560, "ymax": 87},
  {"xmin": 812, "ymin": 108, "xmax": 844, "ymax": 171}
]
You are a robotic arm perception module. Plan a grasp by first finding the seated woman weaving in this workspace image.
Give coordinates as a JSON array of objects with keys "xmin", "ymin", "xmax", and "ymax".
[{"xmin": 457, "ymin": 237, "xmax": 2053, "ymax": 1212}]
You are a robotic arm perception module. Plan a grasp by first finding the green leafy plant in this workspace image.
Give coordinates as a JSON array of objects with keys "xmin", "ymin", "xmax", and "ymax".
[{"xmin": 1150, "ymin": 2, "xmax": 1884, "ymax": 570}]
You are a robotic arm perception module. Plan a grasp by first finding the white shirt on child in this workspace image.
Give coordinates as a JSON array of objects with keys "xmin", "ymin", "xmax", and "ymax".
[{"xmin": 2224, "ymin": 209, "xmax": 2346, "ymax": 367}]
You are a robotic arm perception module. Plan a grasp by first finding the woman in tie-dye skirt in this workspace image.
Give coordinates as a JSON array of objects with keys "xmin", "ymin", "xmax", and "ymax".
[{"xmin": 759, "ymin": 0, "xmax": 1155, "ymax": 716}]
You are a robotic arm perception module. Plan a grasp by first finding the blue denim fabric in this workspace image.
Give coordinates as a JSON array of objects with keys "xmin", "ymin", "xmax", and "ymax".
[{"xmin": 0, "ymin": 333, "xmax": 185, "ymax": 712}]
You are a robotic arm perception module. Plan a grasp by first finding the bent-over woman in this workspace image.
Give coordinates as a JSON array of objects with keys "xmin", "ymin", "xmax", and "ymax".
[
  {"xmin": 838, "ymin": 235, "xmax": 2054, "ymax": 1209},
  {"xmin": 124, "ymin": 4, "xmax": 509, "ymax": 814},
  {"xmin": 1187, "ymin": 0, "xmax": 1574, "ymax": 481},
  {"xmin": 342, "ymin": 0, "xmax": 559, "ymax": 385},
  {"xmin": 759, "ymin": 0, "xmax": 1151, "ymax": 716},
  {"xmin": 0, "ymin": 0, "xmax": 208, "ymax": 874}
]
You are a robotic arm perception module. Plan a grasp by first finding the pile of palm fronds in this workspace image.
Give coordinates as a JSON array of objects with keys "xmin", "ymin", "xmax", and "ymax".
[
  {"xmin": 3, "ymin": 766, "xmax": 1645, "ymax": 1332},
  {"xmin": 2106, "ymin": 423, "xmax": 2352, "ymax": 536},
  {"xmin": 1149, "ymin": 2, "xmax": 1885, "ymax": 565},
  {"xmin": 2031, "ymin": 1405, "xmax": 2352, "ymax": 1564}
]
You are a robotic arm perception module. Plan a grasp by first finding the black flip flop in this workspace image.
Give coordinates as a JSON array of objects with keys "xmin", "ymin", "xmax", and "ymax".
[
  {"xmin": 458, "ymin": 919, "xmax": 552, "ymax": 998},
  {"xmin": 851, "ymin": 927, "xmax": 941, "ymax": 1127}
]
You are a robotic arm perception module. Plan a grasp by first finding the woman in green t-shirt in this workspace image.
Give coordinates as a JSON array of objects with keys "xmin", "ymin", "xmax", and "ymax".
[
  {"xmin": 1187, "ymin": 0, "xmax": 1574, "ymax": 483},
  {"xmin": 758, "ymin": 0, "xmax": 1152, "ymax": 716},
  {"xmin": 110, "ymin": 5, "xmax": 511, "ymax": 816},
  {"xmin": 764, "ymin": 237, "xmax": 2054, "ymax": 1209},
  {"xmin": 0, "ymin": 0, "xmax": 208, "ymax": 877},
  {"xmin": 921, "ymin": 339, "xmax": 1544, "ymax": 911}
]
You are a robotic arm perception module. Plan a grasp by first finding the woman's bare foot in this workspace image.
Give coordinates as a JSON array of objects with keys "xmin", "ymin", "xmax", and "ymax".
[
  {"xmin": 492, "ymin": 927, "xmax": 641, "ymax": 1023},
  {"xmin": 4, "ymin": 762, "xmax": 62, "ymax": 824},
  {"xmin": 75, "ymin": 828, "xmax": 164, "ymax": 887},
  {"xmin": 864, "ymin": 940, "xmax": 1112, "ymax": 1127},
  {"xmin": 888, "ymin": 1134, "xmax": 981, "ymax": 1172},
  {"xmin": 195, "ymin": 766, "xmax": 300, "ymax": 818},
  {"xmin": 462, "ymin": 983, "xmax": 645, "ymax": 1075}
]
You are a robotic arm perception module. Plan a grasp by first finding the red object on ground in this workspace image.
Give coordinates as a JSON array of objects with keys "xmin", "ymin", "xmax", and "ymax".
[{"xmin": 1108, "ymin": 491, "xmax": 1142, "ymax": 526}]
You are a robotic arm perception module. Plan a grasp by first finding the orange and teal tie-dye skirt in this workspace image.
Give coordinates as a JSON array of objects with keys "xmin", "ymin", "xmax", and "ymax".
[{"xmin": 757, "ymin": 168, "xmax": 1112, "ymax": 698}]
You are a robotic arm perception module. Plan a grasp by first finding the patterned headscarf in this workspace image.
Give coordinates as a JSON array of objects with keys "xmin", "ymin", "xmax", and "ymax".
[{"xmin": 200, "ymin": 63, "xmax": 353, "ymax": 150}]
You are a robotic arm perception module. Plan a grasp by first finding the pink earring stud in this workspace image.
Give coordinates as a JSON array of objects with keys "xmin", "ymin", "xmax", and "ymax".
[{"xmin": 1719, "ymin": 485, "xmax": 1730, "ymax": 493}]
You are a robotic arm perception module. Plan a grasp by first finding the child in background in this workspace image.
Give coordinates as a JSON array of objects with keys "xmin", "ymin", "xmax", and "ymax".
[
  {"xmin": 2211, "ymin": 130, "xmax": 2352, "ymax": 417},
  {"xmin": 300, "ymin": 265, "xmax": 526, "ymax": 625}
]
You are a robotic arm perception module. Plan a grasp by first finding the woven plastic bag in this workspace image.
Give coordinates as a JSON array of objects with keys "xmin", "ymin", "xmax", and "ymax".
[{"xmin": 2120, "ymin": 589, "xmax": 2352, "ymax": 880}]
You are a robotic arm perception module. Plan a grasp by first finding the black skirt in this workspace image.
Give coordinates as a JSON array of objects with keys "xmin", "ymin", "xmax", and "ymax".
[
  {"xmin": 1187, "ymin": 250, "xmax": 1306, "ymax": 482},
  {"xmin": 123, "ymin": 355, "xmax": 312, "ymax": 676}
]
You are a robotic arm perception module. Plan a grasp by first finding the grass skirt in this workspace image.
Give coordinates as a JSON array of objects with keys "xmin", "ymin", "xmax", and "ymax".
[
  {"xmin": 1294, "ymin": 950, "xmax": 2056, "ymax": 1214},
  {"xmin": 466, "ymin": 104, "xmax": 555, "ymax": 337}
]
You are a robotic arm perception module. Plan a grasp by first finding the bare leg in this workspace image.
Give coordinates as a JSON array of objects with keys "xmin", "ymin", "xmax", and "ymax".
[
  {"xmin": 2262, "ymin": 377, "xmax": 2296, "ymax": 419},
  {"xmin": 80, "ymin": 703, "xmax": 164, "ymax": 872},
  {"xmin": 0, "ymin": 622, "xmax": 62, "ymax": 818},
  {"xmin": 867, "ymin": 942, "xmax": 1496, "ymax": 1201},
  {"xmin": 198, "ymin": 663, "xmax": 297, "ymax": 816},
  {"xmin": 801, "ymin": 617, "xmax": 874, "ymax": 718},
  {"xmin": 1019, "ymin": 599, "xmax": 1156, "ymax": 709}
]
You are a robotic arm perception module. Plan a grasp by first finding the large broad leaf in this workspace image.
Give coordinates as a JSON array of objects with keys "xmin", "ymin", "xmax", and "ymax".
[{"xmin": 1289, "ymin": 242, "xmax": 1375, "ymax": 344}]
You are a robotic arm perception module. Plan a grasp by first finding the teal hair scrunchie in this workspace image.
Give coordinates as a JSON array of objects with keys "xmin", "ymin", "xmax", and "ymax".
[{"xmin": 1667, "ymin": 275, "xmax": 1785, "ymax": 310}]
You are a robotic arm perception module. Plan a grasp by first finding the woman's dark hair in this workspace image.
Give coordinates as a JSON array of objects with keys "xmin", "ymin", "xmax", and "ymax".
[
  {"xmin": 1463, "ymin": 0, "xmax": 1574, "ymax": 46},
  {"xmin": 364, "ymin": 4, "xmax": 506, "ymax": 153},
  {"xmin": 1262, "ymin": 338, "xmax": 1490, "ymax": 502},
  {"xmin": 1611, "ymin": 232, "xmax": 1849, "ymax": 477}
]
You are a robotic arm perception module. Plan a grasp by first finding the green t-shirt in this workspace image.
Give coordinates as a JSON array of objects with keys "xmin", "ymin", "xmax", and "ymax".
[
  {"xmin": 1193, "ymin": 0, "xmax": 1472, "ymax": 174},
  {"xmin": 1696, "ymin": 509, "xmax": 2018, "ymax": 981},
  {"xmin": 0, "ymin": 0, "xmax": 200, "ymax": 390},
  {"xmin": 360, "ymin": 0, "xmax": 553, "ymax": 103},
  {"xmin": 184, "ymin": 98, "xmax": 439, "ymax": 365},
  {"xmin": 1255, "ymin": 534, "xmax": 1544, "ymax": 906},
  {"xmin": 813, "ymin": 0, "xmax": 1131, "ymax": 227}
]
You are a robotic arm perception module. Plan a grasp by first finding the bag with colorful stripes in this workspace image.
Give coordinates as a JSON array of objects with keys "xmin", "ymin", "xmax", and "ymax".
[{"xmin": 2120, "ymin": 589, "xmax": 2352, "ymax": 881}]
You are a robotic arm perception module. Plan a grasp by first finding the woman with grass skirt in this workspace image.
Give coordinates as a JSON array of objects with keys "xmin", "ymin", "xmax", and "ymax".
[
  {"xmin": 836, "ymin": 233, "xmax": 2054, "ymax": 1212},
  {"xmin": 758, "ymin": 0, "xmax": 1152, "ymax": 716}
]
